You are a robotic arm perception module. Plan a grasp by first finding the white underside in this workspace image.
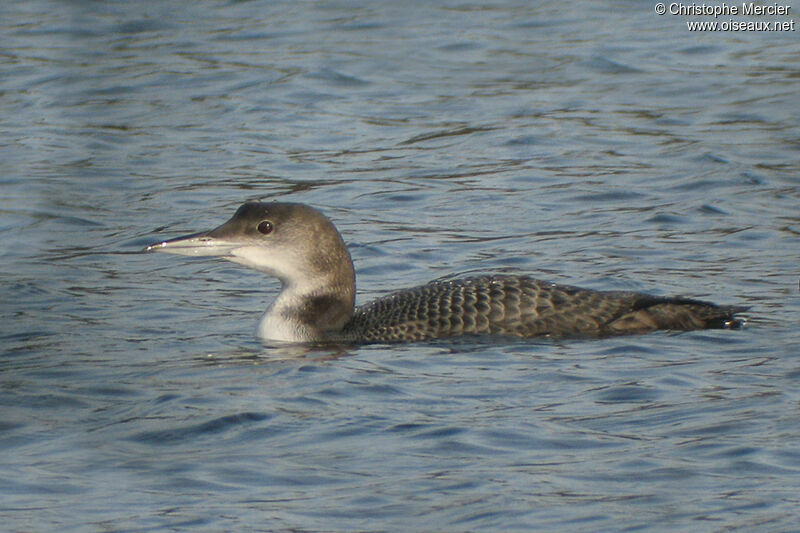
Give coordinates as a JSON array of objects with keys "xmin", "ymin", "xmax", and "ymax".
[
  {"xmin": 256, "ymin": 307, "xmax": 309, "ymax": 343},
  {"xmin": 255, "ymin": 278, "xmax": 331, "ymax": 343}
]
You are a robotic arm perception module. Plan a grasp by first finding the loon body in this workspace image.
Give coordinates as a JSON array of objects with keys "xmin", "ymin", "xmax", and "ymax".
[{"xmin": 145, "ymin": 202, "xmax": 746, "ymax": 344}]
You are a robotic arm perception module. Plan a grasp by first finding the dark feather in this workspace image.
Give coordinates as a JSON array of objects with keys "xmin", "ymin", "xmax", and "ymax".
[{"xmin": 336, "ymin": 275, "xmax": 746, "ymax": 343}]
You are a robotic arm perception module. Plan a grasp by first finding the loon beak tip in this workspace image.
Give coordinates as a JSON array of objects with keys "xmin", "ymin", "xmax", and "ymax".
[{"xmin": 143, "ymin": 242, "xmax": 167, "ymax": 253}]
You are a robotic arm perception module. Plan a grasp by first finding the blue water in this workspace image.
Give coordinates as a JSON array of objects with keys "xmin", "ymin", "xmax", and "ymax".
[{"xmin": 2, "ymin": 1, "xmax": 799, "ymax": 531}]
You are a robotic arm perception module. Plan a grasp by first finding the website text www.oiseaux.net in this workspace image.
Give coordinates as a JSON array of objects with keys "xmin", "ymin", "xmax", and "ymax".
[{"xmin": 655, "ymin": 2, "xmax": 796, "ymax": 31}]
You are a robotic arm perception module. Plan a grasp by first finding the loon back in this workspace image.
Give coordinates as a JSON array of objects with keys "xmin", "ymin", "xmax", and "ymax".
[
  {"xmin": 337, "ymin": 275, "xmax": 744, "ymax": 343},
  {"xmin": 145, "ymin": 201, "xmax": 746, "ymax": 344}
]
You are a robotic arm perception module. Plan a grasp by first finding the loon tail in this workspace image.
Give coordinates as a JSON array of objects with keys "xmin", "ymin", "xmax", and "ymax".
[{"xmin": 605, "ymin": 296, "xmax": 748, "ymax": 335}]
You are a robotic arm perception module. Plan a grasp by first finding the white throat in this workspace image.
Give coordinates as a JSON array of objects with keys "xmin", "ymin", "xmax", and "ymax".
[
  {"xmin": 256, "ymin": 283, "xmax": 313, "ymax": 342},
  {"xmin": 255, "ymin": 275, "xmax": 348, "ymax": 343}
]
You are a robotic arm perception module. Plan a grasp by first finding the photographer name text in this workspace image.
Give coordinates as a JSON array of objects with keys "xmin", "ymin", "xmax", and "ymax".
[{"xmin": 666, "ymin": 2, "xmax": 790, "ymax": 16}]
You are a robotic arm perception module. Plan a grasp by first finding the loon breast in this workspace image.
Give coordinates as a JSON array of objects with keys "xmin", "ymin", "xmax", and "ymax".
[{"xmin": 144, "ymin": 201, "xmax": 746, "ymax": 344}]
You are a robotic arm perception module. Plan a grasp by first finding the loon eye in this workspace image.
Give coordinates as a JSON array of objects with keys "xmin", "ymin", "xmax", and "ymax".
[{"xmin": 257, "ymin": 220, "xmax": 274, "ymax": 235}]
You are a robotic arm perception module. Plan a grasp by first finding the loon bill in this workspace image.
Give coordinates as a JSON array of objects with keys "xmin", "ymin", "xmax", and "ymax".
[{"xmin": 144, "ymin": 202, "xmax": 747, "ymax": 344}]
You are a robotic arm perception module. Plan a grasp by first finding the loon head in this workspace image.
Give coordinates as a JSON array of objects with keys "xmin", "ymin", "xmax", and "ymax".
[{"xmin": 145, "ymin": 202, "xmax": 356, "ymax": 342}]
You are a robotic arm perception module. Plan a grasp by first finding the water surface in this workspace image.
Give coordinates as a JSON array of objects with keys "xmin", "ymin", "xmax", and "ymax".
[{"xmin": 1, "ymin": 1, "xmax": 799, "ymax": 531}]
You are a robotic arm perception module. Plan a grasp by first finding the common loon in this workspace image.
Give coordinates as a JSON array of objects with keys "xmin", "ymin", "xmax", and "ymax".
[{"xmin": 144, "ymin": 202, "xmax": 746, "ymax": 344}]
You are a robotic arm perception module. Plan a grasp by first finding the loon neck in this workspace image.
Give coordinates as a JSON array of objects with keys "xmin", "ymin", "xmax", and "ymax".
[{"xmin": 257, "ymin": 268, "xmax": 356, "ymax": 343}]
